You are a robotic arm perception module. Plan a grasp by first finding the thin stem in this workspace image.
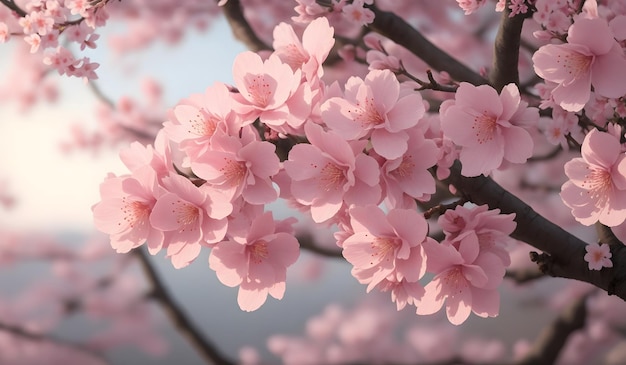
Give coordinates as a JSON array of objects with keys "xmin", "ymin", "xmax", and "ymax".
[{"xmin": 134, "ymin": 248, "xmax": 235, "ymax": 365}]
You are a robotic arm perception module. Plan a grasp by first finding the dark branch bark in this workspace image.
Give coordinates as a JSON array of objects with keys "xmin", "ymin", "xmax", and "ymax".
[
  {"xmin": 0, "ymin": 0, "xmax": 27, "ymax": 17},
  {"xmin": 489, "ymin": 9, "xmax": 526, "ymax": 91},
  {"xmin": 220, "ymin": 0, "xmax": 271, "ymax": 52},
  {"xmin": 444, "ymin": 162, "xmax": 626, "ymax": 301},
  {"xmin": 514, "ymin": 295, "xmax": 587, "ymax": 365},
  {"xmin": 134, "ymin": 248, "xmax": 235, "ymax": 365},
  {"xmin": 367, "ymin": 5, "xmax": 487, "ymax": 86}
]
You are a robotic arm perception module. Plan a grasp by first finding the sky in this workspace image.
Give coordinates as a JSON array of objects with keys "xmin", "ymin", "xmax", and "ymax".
[{"xmin": 0, "ymin": 17, "xmax": 247, "ymax": 231}]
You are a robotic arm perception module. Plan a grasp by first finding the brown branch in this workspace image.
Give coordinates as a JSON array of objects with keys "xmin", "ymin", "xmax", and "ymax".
[
  {"xmin": 297, "ymin": 232, "xmax": 343, "ymax": 258},
  {"xmin": 444, "ymin": 161, "xmax": 626, "ymax": 301},
  {"xmin": 220, "ymin": 0, "xmax": 271, "ymax": 52},
  {"xmin": 514, "ymin": 295, "xmax": 587, "ymax": 365},
  {"xmin": 0, "ymin": 322, "xmax": 109, "ymax": 364},
  {"xmin": 367, "ymin": 4, "xmax": 487, "ymax": 86},
  {"xmin": 0, "ymin": 0, "xmax": 26, "ymax": 17},
  {"xmin": 133, "ymin": 248, "xmax": 235, "ymax": 365},
  {"xmin": 489, "ymin": 7, "xmax": 527, "ymax": 91}
]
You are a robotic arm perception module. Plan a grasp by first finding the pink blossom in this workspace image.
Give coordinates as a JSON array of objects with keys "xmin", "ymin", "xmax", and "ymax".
[
  {"xmin": 321, "ymin": 69, "xmax": 426, "ymax": 160},
  {"xmin": 379, "ymin": 127, "xmax": 439, "ymax": 208},
  {"xmin": 283, "ymin": 122, "xmax": 381, "ymax": 223},
  {"xmin": 209, "ymin": 211, "xmax": 300, "ymax": 311},
  {"xmin": 342, "ymin": 205, "xmax": 431, "ymax": 293},
  {"xmin": 456, "ymin": 0, "xmax": 487, "ymax": 15},
  {"xmin": 272, "ymin": 16, "xmax": 335, "ymax": 81},
  {"xmin": 532, "ymin": 16, "xmax": 626, "ymax": 112},
  {"xmin": 190, "ymin": 131, "xmax": 280, "ymax": 206},
  {"xmin": 232, "ymin": 51, "xmax": 312, "ymax": 133},
  {"xmin": 417, "ymin": 238, "xmax": 504, "ymax": 325},
  {"xmin": 584, "ymin": 242, "xmax": 613, "ymax": 271},
  {"xmin": 440, "ymin": 82, "xmax": 537, "ymax": 177},
  {"xmin": 561, "ymin": 129, "xmax": 626, "ymax": 226},
  {"xmin": 150, "ymin": 173, "xmax": 231, "ymax": 268},
  {"xmin": 92, "ymin": 168, "xmax": 165, "ymax": 254},
  {"xmin": 0, "ymin": 22, "xmax": 9, "ymax": 43},
  {"xmin": 342, "ymin": 0, "xmax": 374, "ymax": 26}
]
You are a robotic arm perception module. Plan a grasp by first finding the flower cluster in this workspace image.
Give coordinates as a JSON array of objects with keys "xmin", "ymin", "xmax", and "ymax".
[{"xmin": 0, "ymin": 0, "xmax": 106, "ymax": 80}]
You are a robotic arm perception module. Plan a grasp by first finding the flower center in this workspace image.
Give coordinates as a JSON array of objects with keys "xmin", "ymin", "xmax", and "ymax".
[
  {"xmin": 472, "ymin": 112, "xmax": 497, "ymax": 144},
  {"xmin": 173, "ymin": 200, "xmax": 199, "ymax": 231},
  {"xmin": 220, "ymin": 158, "xmax": 247, "ymax": 187},
  {"xmin": 557, "ymin": 52, "xmax": 593, "ymax": 80},
  {"xmin": 187, "ymin": 109, "xmax": 218, "ymax": 138},
  {"xmin": 245, "ymin": 74, "xmax": 273, "ymax": 107},
  {"xmin": 350, "ymin": 96, "xmax": 385, "ymax": 127},
  {"xmin": 442, "ymin": 267, "xmax": 467, "ymax": 294},
  {"xmin": 582, "ymin": 167, "xmax": 612, "ymax": 206},
  {"xmin": 249, "ymin": 240, "xmax": 269, "ymax": 264},
  {"xmin": 121, "ymin": 198, "xmax": 150, "ymax": 229},
  {"xmin": 369, "ymin": 237, "xmax": 399, "ymax": 265},
  {"xmin": 391, "ymin": 154, "xmax": 415, "ymax": 178},
  {"xmin": 319, "ymin": 162, "xmax": 345, "ymax": 191}
]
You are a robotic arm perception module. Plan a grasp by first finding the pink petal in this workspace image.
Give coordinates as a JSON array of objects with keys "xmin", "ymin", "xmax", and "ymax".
[
  {"xmin": 591, "ymin": 45, "xmax": 626, "ymax": 99},
  {"xmin": 501, "ymin": 126, "xmax": 533, "ymax": 163},
  {"xmin": 371, "ymin": 129, "xmax": 408, "ymax": 160},
  {"xmin": 568, "ymin": 18, "xmax": 614, "ymax": 56}
]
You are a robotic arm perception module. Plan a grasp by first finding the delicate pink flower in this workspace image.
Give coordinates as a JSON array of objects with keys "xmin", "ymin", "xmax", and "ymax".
[
  {"xmin": 93, "ymin": 168, "xmax": 165, "ymax": 254},
  {"xmin": 283, "ymin": 122, "xmax": 381, "ymax": 223},
  {"xmin": 150, "ymin": 174, "xmax": 231, "ymax": 268},
  {"xmin": 584, "ymin": 242, "xmax": 613, "ymax": 270},
  {"xmin": 209, "ymin": 211, "xmax": 300, "ymax": 311},
  {"xmin": 417, "ymin": 238, "xmax": 504, "ymax": 325},
  {"xmin": 163, "ymin": 82, "xmax": 242, "ymax": 161},
  {"xmin": 272, "ymin": 16, "xmax": 335, "ymax": 81},
  {"xmin": 232, "ymin": 51, "xmax": 312, "ymax": 133},
  {"xmin": 342, "ymin": 205, "xmax": 431, "ymax": 295},
  {"xmin": 456, "ymin": 0, "xmax": 487, "ymax": 15},
  {"xmin": 0, "ymin": 22, "xmax": 9, "ymax": 43},
  {"xmin": 561, "ymin": 129, "xmax": 626, "ymax": 226},
  {"xmin": 190, "ymin": 129, "xmax": 280, "ymax": 205},
  {"xmin": 379, "ymin": 127, "xmax": 439, "ymax": 208},
  {"xmin": 533, "ymin": 17, "xmax": 626, "ymax": 112},
  {"xmin": 440, "ymin": 82, "xmax": 537, "ymax": 177},
  {"xmin": 342, "ymin": 0, "xmax": 374, "ymax": 26},
  {"xmin": 321, "ymin": 69, "xmax": 426, "ymax": 159}
]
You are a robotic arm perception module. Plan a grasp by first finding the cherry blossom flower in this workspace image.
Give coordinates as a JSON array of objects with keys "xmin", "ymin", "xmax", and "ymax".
[
  {"xmin": 272, "ymin": 16, "xmax": 335, "ymax": 82},
  {"xmin": 93, "ymin": 167, "xmax": 165, "ymax": 254},
  {"xmin": 190, "ymin": 131, "xmax": 280, "ymax": 205},
  {"xmin": 584, "ymin": 242, "xmax": 613, "ymax": 271},
  {"xmin": 417, "ymin": 238, "xmax": 504, "ymax": 325},
  {"xmin": 0, "ymin": 22, "xmax": 9, "ymax": 43},
  {"xmin": 533, "ymin": 16, "xmax": 626, "ymax": 112},
  {"xmin": 456, "ymin": 0, "xmax": 487, "ymax": 15},
  {"xmin": 283, "ymin": 122, "xmax": 381, "ymax": 223},
  {"xmin": 232, "ymin": 51, "xmax": 312, "ymax": 134},
  {"xmin": 440, "ymin": 82, "xmax": 537, "ymax": 177},
  {"xmin": 342, "ymin": 205, "xmax": 431, "ymax": 294},
  {"xmin": 150, "ymin": 173, "xmax": 231, "ymax": 268},
  {"xmin": 209, "ymin": 211, "xmax": 300, "ymax": 311},
  {"xmin": 321, "ymin": 69, "xmax": 426, "ymax": 160},
  {"xmin": 561, "ymin": 129, "xmax": 626, "ymax": 226},
  {"xmin": 342, "ymin": 0, "xmax": 374, "ymax": 26}
]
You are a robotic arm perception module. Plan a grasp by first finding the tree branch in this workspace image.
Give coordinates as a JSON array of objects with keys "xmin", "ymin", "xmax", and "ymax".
[
  {"xmin": 0, "ymin": 0, "xmax": 27, "ymax": 17},
  {"xmin": 514, "ymin": 294, "xmax": 587, "ymax": 365},
  {"xmin": 0, "ymin": 321, "xmax": 109, "ymax": 364},
  {"xmin": 134, "ymin": 248, "xmax": 235, "ymax": 365},
  {"xmin": 489, "ymin": 8, "xmax": 527, "ymax": 91},
  {"xmin": 367, "ymin": 5, "xmax": 487, "ymax": 86},
  {"xmin": 220, "ymin": 0, "xmax": 271, "ymax": 52},
  {"xmin": 444, "ymin": 162, "xmax": 626, "ymax": 301}
]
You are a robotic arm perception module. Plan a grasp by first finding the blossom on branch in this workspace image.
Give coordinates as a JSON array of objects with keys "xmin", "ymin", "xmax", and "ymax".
[{"xmin": 584, "ymin": 242, "xmax": 613, "ymax": 271}]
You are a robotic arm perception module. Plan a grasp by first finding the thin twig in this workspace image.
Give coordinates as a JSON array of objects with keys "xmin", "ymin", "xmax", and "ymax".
[{"xmin": 133, "ymin": 248, "xmax": 235, "ymax": 365}]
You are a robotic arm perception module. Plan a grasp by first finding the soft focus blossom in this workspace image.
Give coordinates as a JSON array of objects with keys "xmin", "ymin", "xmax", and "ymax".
[{"xmin": 584, "ymin": 242, "xmax": 613, "ymax": 271}]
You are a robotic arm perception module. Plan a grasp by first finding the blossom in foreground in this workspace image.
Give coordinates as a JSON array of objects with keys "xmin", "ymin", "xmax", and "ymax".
[
  {"xmin": 532, "ymin": 16, "xmax": 626, "ymax": 112},
  {"xmin": 209, "ymin": 211, "xmax": 300, "ymax": 311},
  {"xmin": 561, "ymin": 129, "xmax": 626, "ymax": 227},
  {"xmin": 584, "ymin": 242, "xmax": 613, "ymax": 271},
  {"xmin": 322, "ymin": 69, "xmax": 426, "ymax": 160},
  {"xmin": 417, "ymin": 237, "xmax": 504, "ymax": 325},
  {"xmin": 440, "ymin": 82, "xmax": 537, "ymax": 177}
]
